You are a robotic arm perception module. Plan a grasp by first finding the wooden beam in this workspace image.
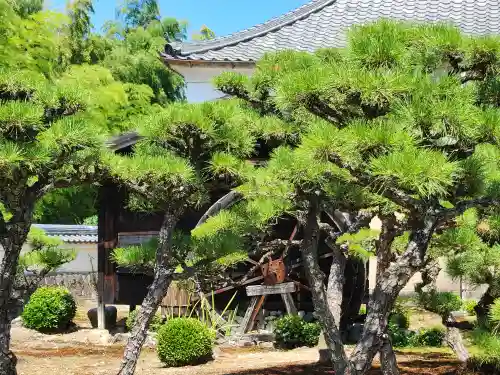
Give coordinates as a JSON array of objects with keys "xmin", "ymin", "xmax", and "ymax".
[
  {"xmin": 204, "ymin": 275, "xmax": 264, "ymax": 297},
  {"xmin": 239, "ymin": 296, "xmax": 260, "ymax": 334},
  {"xmin": 246, "ymin": 282, "xmax": 296, "ymax": 296},
  {"xmin": 281, "ymin": 293, "xmax": 297, "ymax": 315}
]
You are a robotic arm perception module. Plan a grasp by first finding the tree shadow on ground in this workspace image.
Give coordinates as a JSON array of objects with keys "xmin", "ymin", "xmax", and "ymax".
[{"xmin": 220, "ymin": 359, "xmax": 462, "ymax": 375}]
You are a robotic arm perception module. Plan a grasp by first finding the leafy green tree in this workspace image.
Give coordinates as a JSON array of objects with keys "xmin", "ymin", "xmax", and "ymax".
[
  {"xmin": 0, "ymin": 1, "xmax": 167, "ymax": 373},
  {"xmin": 33, "ymin": 186, "xmax": 98, "ymax": 224},
  {"xmin": 118, "ymin": 0, "xmax": 160, "ymax": 29},
  {"xmin": 67, "ymin": 0, "xmax": 95, "ymax": 64},
  {"xmin": 32, "ymin": 0, "xmax": 187, "ymax": 225},
  {"xmin": 9, "ymin": 0, "xmax": 43, "ymax": 18},
  {"xmin": 192, "ymin": 25, "xmax": 216, "ymax": 41},
  {"xmin": 210, "ymin": 20, "xmax": 500, "ymax": 375}
]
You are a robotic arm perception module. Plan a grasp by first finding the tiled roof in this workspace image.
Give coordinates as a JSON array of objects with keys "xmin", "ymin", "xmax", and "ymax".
[
  {"xmin": 162, "ymin": 0, "xmax": 500, "ymax": 63},
  {"xmin": 33, "ymin": 224, "xmax": 98, "ymax": 244}
]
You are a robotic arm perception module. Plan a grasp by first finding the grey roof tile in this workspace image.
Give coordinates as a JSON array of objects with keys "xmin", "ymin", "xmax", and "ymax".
[
  {"xmin": 33, "ymin": 224, "xmax": 98, "ymax": 244},
  {"xmin": 162, "ymin": 0, "xmax": 500, "ymax": 63}
]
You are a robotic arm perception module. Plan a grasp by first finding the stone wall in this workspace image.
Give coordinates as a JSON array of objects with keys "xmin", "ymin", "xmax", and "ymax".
[{"xmin": 36, "ymin": 272, "xmax": 97, "ymax": 300}]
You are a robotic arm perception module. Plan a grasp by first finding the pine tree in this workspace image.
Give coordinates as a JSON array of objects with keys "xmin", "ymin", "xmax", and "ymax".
[
  {"xmin": 108, "ymin": 99, "xmax": 300, "ymax": 375},
  {"xmin": 211, "ymin": 20, "xmax": 500, "ymax": 374},
  {"xmin": 433, "ymin": 207, "xmax": 500, "ymax": 326},
  {"xmin": 0, "ymin": 2, "xmax": 166, "ymax": 373}
]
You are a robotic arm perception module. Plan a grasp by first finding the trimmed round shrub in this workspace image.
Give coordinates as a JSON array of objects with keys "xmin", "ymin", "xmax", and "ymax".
[
  {"xmin": 302, "ymin": 321, "xmax": 322, "ymax": 347},
  {"xmin": 126, "ymin": 309, "xmax": 163, "ymax": 332},
  {"xmin": 157, "ymin": 318, "xmax": 214, "ymax": 367},
  {"xmin": 22, "ymin": 286, "xmax": 76, "ymax": 332},
  {"xmin": 274, "ymin": 314, "xmax": 322, "ymax": 349}
]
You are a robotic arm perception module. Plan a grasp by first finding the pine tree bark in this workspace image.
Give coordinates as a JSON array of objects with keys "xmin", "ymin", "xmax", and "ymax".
[
  {"xmin": 117, "ymin": 211, "xmax": 179, "ymax": 375},
  {"xmin": 300, "ymin": 196, "xmax": 355, "ymax": 375},
  {"xmin": 0, "ymin": 203, "xmax": 34, "ymax": 375},
  {"xmin": 326, "ymin": 244, "xmax": 345, "ymax": 329},
  {"xmin": 380, "ymin": 336, "xmax": 400, "ymax": 375},
  {"xmin": 349, "ymin": 216, "xmax": 437, "ymax": 374},
  {"xmin": 443, "ymin": 317, "xmax": 469, "ymax": 363},
  {"xmin": 475, "ymin": 287, "xmax": 496, "ymax": 328}
]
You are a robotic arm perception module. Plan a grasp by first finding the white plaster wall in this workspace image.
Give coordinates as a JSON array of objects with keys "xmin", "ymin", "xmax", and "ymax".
[{"xmin": 172, "ymin": 64, "xmax": 255, "ymax": 103}]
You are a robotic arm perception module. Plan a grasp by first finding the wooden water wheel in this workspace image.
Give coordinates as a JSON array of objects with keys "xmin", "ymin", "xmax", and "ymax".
[{"xmin": 194, "ymin": 191, "xmax": 368, "ymax": 332}]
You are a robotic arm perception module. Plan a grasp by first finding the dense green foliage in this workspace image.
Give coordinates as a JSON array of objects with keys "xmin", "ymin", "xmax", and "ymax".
[
  {"xmin": 464, "ymin": 299, "xmax": 478, "ymax": 316},
  {"xmin": 21, "ymin": 286, "xmax": 76, "ymax": 331},
  {"xmin": 126, "ymin": 309, "xmax": 163, "ymax": 332},
  {"xmin": 417, "ymin": 290, "xmax": 463, "ymax": 318},
  {"xmin": 2, "ymin": 0, "xmax": 187, "ymax": 225},
  {"xmin": 156, "ymin": 318, "xmax": 214, "ymax": 367},
  {"xmin": 274, "ymin": 315, "xmax": 322, "ymax": 349},
  {"xmin": 389, "ymin": 325, "xmax": 444, "ymax": 348},
  {"xmin": 410, "ymin": 328, "xmax": 445, "ymax": 347},
  {"xmin": 435, "ymin": 208, "xmax": 500, "ymax": 288}
]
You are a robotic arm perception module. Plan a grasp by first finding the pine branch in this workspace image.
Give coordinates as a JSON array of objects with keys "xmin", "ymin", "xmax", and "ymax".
[
  {"xmin": 439, "ymin": 197, "xmax": 500, "ymax": 221},
  {"xmin": 327, "ymin": 153, "xmax": 422, "ymax": 210},
  {"xmin": 305, "ymin": 94, "xmax": 346, "ymax": 126}
]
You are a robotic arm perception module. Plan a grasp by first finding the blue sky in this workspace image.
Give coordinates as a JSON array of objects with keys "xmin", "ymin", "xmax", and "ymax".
[{"xmin": 48, "ymin": 0, "xmax": 311, "ymax": 38}]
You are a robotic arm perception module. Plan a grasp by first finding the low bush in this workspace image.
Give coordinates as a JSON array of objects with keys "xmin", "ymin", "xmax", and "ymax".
[
  {"xmin": 388, "ymin": 321, "xmax": 414, "ymax": 347},
  {"xmin": 389, "ymin": 311, "xmax": 410, "ymax": 330},
  {"xmin": 463, "ymin": 299, "xmax": 478, "ymax": 316},
  {"xmin": 126, "ymin": 309, "xmax": 163, "ymax": 332},
  {"xmin": 389, "ymin": 299, "xmax": 411, "ymax": 330},
  {"xmin": 389, "ymin": 325, "xmax": 444, "ymax": 348},
  {"xmin": 274, "ymin": 315, "xmax": 322, "ymax": 349},
  {"xmin": 157, "ymin": 318, "xmax": 215, "ymax": 367},
  {"xmin": 302, "ymin": 321, "xmax": 322, "ymax": 347},
  {"xmin": 409, "ymin": 327, "xmax": 444, "ymax": 347},
  {"xmin": 22, "ymin": 286, "xmax": 76, "ymax": 332},
  {"xmin": 417, "ymin": 290, "xmax": 462, "ymax": 317}
]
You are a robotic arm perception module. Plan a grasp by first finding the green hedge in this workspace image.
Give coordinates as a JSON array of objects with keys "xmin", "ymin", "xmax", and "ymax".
[
  {"xmin": 274, "ymin": 315, "xmax": 322, "ymax": 349},
  {"xmin": 22, "ymin": 286, "xmax": 76, "ymax": 332},
  {"xmin": 157, "ymin": 318, "xmax": 215, "ymax": 367}
]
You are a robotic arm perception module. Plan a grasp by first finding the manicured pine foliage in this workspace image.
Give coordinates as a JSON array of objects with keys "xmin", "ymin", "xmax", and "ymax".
[
  {"xmin": 432, "ymin": 207, "xmax": 500, "ymax": 326},
  {"xmin": 206, "ymin": 20, "xmax": 500, "ymax": 375},
  {"xmin": 108, "ymin": 98, "xmax": 301, "ymax": 375}
]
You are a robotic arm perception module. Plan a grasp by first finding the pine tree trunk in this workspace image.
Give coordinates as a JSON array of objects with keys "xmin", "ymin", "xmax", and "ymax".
[
  {"xmin": 300, "ymin": 197, "xmax": 355, "ymax": 375},
  {"xmin": 0, "ymin": 209, "xmax": 33, "ymax": 375},
  {"xmin": 326, "ymin": 245, "xmax": 345, "ymax": 329},
  {"xmin": 475, "ymin": 287, "xmax": 496, "ymax": 328},
  {"xmin": 380, "ymin": 337, "xmax": 400, "ymax": 375},
  {"xmin": 349, "ymin": 216, "xmax": 437, "ymax": 374},
  {"xmin": 117, "ymin": 267, "xmax": 174, "ymax": 375},
  {"xmin": 444, "ymin": 324, "xmax": 469, "ymax": 362},
  {"xmin": 117, "ymin": 211, "xmax": 179, "ymax": 375}
]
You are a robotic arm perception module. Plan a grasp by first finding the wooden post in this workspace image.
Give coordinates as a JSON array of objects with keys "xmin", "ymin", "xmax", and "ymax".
[
  {"xmin": 239, "ymin": 296, "xmax": 259, "ymax": 334},
  {"xmin": 281, "ymin": 293, "xmax": 297, "ymax": 314},
  {"xmin": 97, "ymin": 187, "xmax": 106, "ymax": 329},
  {"xmin": 97, "ymin": 184, "xmax": 116, "ymax": 330}
]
